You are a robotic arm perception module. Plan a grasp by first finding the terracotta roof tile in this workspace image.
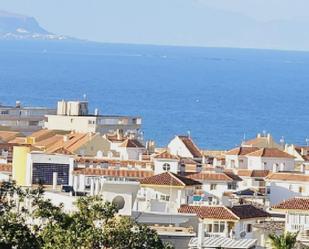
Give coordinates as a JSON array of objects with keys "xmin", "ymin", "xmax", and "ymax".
[
  {"xmin": 272, "ymin": 197, "xmax": 309, "ymax": 211},
  {"xmin": 178, "ymin": 136, "xmax": 202, "ymax": 158},
  {"xmin": 266, "ymin": 172, "xmax": 309, "ymax": 182},
  {"xmin": 226, "ymin": 147, "xmax": 260, "ymax": 156},
  {"xmin": 237, "ymin": 170, "xmax": 270, "ymax": 178},
  {"xmin": 119, "ymin": 139, "xmax": 144, "ymax": 148},
  {"xmin": 73, "ymin": 168, "xmax": 153, "ymax": 179},
  {"xmin": 154, "ymin": 151, "xmax": 180, "ymax": 160},
  {"xmin": 186, "ymin": 172, "xmax": 234, "ymax": 182},
  {"xmin": 246, "ymin": 148, "xmax": 295, "ymax": 159},
  {"xmin": 178, "ymin": 205, "xmax": 238, "ymax": 220},
  {"xmin": 179, "ymin": 204, "xmax": 269, "ymax": 220},
  {"xmin": 140, "ymin": 172, "xmax": 202, "ymax": 187}
]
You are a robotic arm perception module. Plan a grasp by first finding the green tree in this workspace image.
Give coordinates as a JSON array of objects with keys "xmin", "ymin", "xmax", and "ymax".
[
  {"xmin": 0, "ymin": 181, "xmax": 173, "ymax": 249},
  {"xmin": 268, "ymin": 232, "xmax": 299, "ymax": 249}
]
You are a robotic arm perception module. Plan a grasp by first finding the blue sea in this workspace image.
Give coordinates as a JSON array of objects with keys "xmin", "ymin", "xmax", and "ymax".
[{"xmin": 0, "ymin": 40, "xmax": 309, "ymax": 149}]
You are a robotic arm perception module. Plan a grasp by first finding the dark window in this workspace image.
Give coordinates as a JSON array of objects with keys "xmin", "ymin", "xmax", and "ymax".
[
  {"xmin": 247, "ymin": 224, "xmax": 252, "ymax": 233},
  {"xmin": 32, "ymin": 163, "xmax": 69, "ymax": 185},
  {"xmin": 163, "ymin": 163, "xmax": 171, "ymax": 171}
]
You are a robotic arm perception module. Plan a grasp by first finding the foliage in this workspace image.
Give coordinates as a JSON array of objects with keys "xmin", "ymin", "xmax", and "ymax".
[
  {"xmin": 0, "ymin": 181, "xmax": 173, "ymax": 249},
  {"xmin": 268, "ymin": 232, "xmax": 299, "ymax": 249}
]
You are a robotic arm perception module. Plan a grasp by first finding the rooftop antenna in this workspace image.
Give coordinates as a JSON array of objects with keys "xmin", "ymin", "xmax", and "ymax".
[
  {"xmin": 242, "ymin": 133, "xmax": 246, "ymax": 142},
  {"xmin": 306, "ymin": 138, "xmax": 309, "ymax": 146}
]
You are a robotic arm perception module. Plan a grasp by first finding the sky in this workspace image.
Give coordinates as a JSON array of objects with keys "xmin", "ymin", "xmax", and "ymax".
[{"xmin": 0, "ymin": 0, "xmax": 309, "ymax": 50}]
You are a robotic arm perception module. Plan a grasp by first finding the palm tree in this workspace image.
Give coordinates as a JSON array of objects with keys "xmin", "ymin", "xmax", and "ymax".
[{"xmin": 268, "ymin": 232, "xmax": 299, "ymax": 249}]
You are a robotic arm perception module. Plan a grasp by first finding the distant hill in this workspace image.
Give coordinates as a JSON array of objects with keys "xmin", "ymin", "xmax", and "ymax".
[{"xmin": 0, "ymin": 10, "xmax": 69, "ymax": 40}]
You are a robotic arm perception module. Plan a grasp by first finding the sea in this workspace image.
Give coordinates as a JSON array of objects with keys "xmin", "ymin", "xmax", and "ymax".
[{"xmin": 0, "ymin": 40, "xmax": 309, "ymax": 150}]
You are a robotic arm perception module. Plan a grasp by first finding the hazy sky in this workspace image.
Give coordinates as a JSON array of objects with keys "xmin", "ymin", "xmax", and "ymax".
[{"xmin": 0, "ymin": 0, "xmax": 308, "ymax": 49}]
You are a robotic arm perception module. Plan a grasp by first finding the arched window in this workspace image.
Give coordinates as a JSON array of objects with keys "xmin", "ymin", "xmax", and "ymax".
[{"xmin": 163, "ymin": 163, "xmax": 171, "ymax": 171}]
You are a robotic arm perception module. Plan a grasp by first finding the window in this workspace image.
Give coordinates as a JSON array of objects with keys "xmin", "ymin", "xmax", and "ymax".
[
  {"xmin": 29, "ymin": 121, "xmax": 39, "ymax": 126},
  {"xmin": 0, "ymin": 110, "xmax": 8, "ymax": 115},
  {"xmin": 207, "ymin": 224, "xmax": 213, "ymax": 233},
  {"xmin": 160, "ymin": 195, "xmax": 170, "ymax": 201},
  {"xmin": 228, "ymin": 182, "xmax": 237, "ymax": 190},
  {"xmin": 210, "ymin": 184, "xmax": 217, "ymax": 190},
  {"xmin": 299, "ymin": 186, "xmax": 304, "ymax": 193},
  {"xmin": 162, "ymin": 163, "xmax": 171, "ymax": 171},
  {"xmin": 247, "ymin": 224, "xmax": 252, "ymax": 233}
]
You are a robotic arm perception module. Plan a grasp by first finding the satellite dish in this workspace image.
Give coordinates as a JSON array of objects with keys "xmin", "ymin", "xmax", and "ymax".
[{"xmin": 240, "ymin": 230, "xmax": 247, "ymax": 238}]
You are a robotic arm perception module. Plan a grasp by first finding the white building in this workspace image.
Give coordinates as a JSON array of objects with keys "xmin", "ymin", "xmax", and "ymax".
[
  {"xmin": 225, "ymin": 147, "xmax": 260, "ymax": 169},
  {"xmin": 285, "ymin": 144, "xmax": 309, "ymax": 172},
  {"xmin": 179, "ymin": 204, "xmax": 269, "ymax": 244},
  {"xmin": 44, "ymin": 100, "xmax": 142, "ymax": 137},
  {"xmin": 153, "ymin": 151, "xmax": 180, "ymax": 175},
  {"xmin": 272, "ymin": 197, "xmax": 309, "ymax": 246},
  {"xmin": 168, "ymin": 135, "xmax": 203, "ymax": 161},
  {"xmin": 246, "ymin": 148, "xmax": 295, "ymax": 171},
  {"xmin": 186, "ymin": 171, "xmax": 242, "ymax": 205},
  {"xmin": 137, "ymin": 172, "xmax": 202, "ymax": 213},
  {"xmin": 266, "ymin": 172, "xmax": 309, "ymax": 206}
]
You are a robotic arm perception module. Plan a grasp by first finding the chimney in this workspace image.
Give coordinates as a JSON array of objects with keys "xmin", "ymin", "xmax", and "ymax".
[
  {"xmin": 267, "ymin": 133, "xmax": 272, "ymax": 146},
  {"xmin": 94, "ymin": 108, "xmax": 99, "ymax": 116},
  {"xmin": 257, "ymin": 133, "xmax": 261, "ymax": 138},
  {"xmin": 15, "ymin": 100, "xmax": 21, "ymax": 108},
  {"xmin": 116, "ymin": 129, "xmax": 123, "ymax": 140}
]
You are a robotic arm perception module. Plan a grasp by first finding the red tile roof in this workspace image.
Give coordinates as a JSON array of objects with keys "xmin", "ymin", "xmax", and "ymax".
[
  {"xmin": 186, "ymin": 172, "xmax": 234, "ymax": 182},
  {"xmin": 178, "ymin": 136, "xmax": 202, "ymax": 158},
  {"xmin": 140, "ymin": 172, "xmax": 202, "ymax": 187},
  {"xmin": 154, "ymin": 151, "xmax": 180, "ymax": 160},
  {"xmin": 266, "ymin": 172, "xmax": 309, "ymax": 182},
  {"xmin": 73, "ymin": 168, "xmax": 153, "ymax": 179},
  {"xmin": 179, "ymin": 204, "xmax": 269, "ymax": 220},
  {"xmin": 272, "ymin": 198, "xmax": 309, "ymax": 211},
  {"xmin": 226, "ymin": 147, "xmax": 260, "ymax": 156},
  {"xmin": 179, "ymin": 205, "xmax": 238, "ymax": 220},
  {"xmin": 246, "ymin": 148, "xmax": 295, "ymax": 158},
  {"xmin": 119, "ymin": 139, "xmax": 145, "ymax": 148},
  {"xmin": 237, "ymin": 170, "xmax": 270, "ymax": 178}
]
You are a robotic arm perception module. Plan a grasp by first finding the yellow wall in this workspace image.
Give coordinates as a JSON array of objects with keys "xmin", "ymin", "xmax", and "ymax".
[{"xmin": 12, "ymin": 146, "xmax": 30, "ymax": 186}]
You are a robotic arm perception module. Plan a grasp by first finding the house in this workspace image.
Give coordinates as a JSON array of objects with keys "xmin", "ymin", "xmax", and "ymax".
[
  {"xmin": 116, "ymin": 138, "xmax": 145, "ymax": 160},
  {"xmin": 186, "ymin": 171, "xmax": 242, "ymax": 205},
  {"xmin": 153, "ymin": 150, "xmax": 180, "ymax": 174},
  {"xmin": 242, "ymin": 133, "xmax": 282, "ymax": 149},
  {"xmin": 285, "ymin": 144, "xmax": 309, "ymax": 172},
  {"xmin": 266, "ymin": 172, "xmax": 309, "ymax": 205},
  {"xmin": 225, "ymin": 147, "xmax": 260, "ymax": 169},
  {"xmin": 236, "ymin": 169, "xmax": 270, "ymax": 194},
  {"xmin": 179, "ymin": 204, "xmax": 269, "ymax": 242},
  {"xmin": 245, "ymin": 148, "xmax": 295, "ymax": 171},
  {"xmin": 137, "ymin": 172, "xmax": 202, "ymax": 213},
  {"xmin": 272, "ymin": 197, "xmax": 309, "ymax": 246},
  {"xmin": 168, "ymin": 135, "xmax": 203, "ymax": 161},
  {"xmin": 14, "ymin": 150, "xmax": 75, "ymax": 187}
]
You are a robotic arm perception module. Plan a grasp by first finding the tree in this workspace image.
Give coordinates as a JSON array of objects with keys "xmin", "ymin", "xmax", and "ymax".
[
  {"xmin": 268, "ymin": 232, "xmax": 299, "ymax": 249},
  {"xmin": 0, "ymin": 181, "xmax": 173, "ymax": 249}
]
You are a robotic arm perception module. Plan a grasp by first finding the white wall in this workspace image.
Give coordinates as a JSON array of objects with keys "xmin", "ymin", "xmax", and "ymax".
[
  {"xmin": 247, "ymin": 156, "xmax": 295, "ymax": 171},
  {"xmin": 267, "ymin": 180, "xmax": 309, "ymax": 205},
  {"xmin": 153, "ymin": 159, "xmax": 179, "ymax": 174},
  {"xmin": 168, "ymin": 137, "xmax": 193, "ymax": 158}
]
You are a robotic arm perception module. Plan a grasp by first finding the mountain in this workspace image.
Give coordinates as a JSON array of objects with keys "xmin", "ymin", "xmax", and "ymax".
[{"xmin": 0, "ymin": 10, "xmax": 69, "ymax": 40}]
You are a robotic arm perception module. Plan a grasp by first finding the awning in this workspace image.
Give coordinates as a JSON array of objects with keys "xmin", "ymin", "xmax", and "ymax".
[{"xmin": 188, "ymin": 237, "xmax": 257, "ymax": 249}]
